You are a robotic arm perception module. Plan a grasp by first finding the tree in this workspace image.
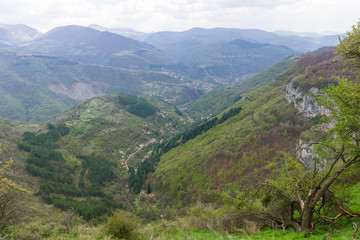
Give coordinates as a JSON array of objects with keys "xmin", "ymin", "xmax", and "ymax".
[
  {"xmin": 226, "ymin": 79, "xmax": 360, "ymax": 233},
  {"xmin": 0, "ymin": 144, "xmax": 27, "ymax": 232},
  {"xmin": 294, "ymin": 78, "xmax": 360, "ymax": 231},
  {"xmin": 273, "ymin": 22, "xmax": 360, "ymax": 232},
  {"xmin": 337, "ymin": 21, "xmax": 360, "ymax": 68}
]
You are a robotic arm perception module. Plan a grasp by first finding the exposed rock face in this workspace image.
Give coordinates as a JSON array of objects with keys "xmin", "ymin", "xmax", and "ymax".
[
  {"xmin": 285, "ymin": 83, "xmax": 333, "ymax": 168},
  {"xmin": 48, "ymin": 81, "xmax": 108, "ymax": 101},
  {"xmin": 296, "ymin": 140, "xmax": 317, "ymax": 168},
  {"xmin": 285, "ymin": 82, "xmax": 330, "ymax": 118}
]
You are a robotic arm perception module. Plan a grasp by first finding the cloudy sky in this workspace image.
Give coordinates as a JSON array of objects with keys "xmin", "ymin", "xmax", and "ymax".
[{"xmin": 0, "ymin": 0, "xmax": 359, "ymax": 34}]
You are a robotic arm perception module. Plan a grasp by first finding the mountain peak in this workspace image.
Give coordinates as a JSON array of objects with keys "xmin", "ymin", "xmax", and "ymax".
[{"xmin": 0, "ymin": 23, "xmax": 41, "ymax": 44}]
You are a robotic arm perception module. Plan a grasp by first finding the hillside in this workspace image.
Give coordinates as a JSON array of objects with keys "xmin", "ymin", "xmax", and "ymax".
[
  {"xmin": 53, "ymin": 94, "xmax": 189, "ymax": 166},
  {"xmin": 148, "ymin": 47, "xmax": 358, "ymax": 204},
  {"xmin": 185, "ymin": 55, "xmax": 300, "ymax": 121},
  {"xmin": 0, "ymin": 51, "xmax": 202, "ymax": 122}
]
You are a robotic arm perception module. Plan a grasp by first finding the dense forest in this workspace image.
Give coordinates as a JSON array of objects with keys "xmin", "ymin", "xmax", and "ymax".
[{"xmin": 18, "ymin": 124, "xmax": 119, "ymax": 220}]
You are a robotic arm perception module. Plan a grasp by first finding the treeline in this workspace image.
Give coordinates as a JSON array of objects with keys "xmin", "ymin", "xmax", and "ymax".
[
  {"xmin": 18, "ymin": 124, "xmax": 118, "ymax": 220},
  {"xmin": 129, "ymin": 106, "xmax": 242, "ymax": 193},
  {"xmin": 21, "ymin": 123, "xmax": 69, "ymax": 149}
]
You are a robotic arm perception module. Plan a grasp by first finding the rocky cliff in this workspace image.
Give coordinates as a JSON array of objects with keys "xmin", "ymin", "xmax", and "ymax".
[{"xmin": 285, "ymin": 82, "xmax": 330, "ymax": 118}]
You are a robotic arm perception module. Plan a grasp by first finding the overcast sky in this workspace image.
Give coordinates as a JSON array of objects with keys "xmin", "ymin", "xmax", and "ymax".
[{"xmin": 0, "ymin": 0, "xmax": 358, "ymax": 34}]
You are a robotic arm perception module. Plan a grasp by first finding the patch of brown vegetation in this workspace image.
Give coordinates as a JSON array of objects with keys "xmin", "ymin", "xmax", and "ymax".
[{"xmin": 293, "ymin": 48, "xmax": 359, "ymax": 90}]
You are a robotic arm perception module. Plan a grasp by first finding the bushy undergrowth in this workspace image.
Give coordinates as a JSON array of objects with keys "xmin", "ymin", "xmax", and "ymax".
[{"xmin": 105, "ymin": 211, "xmax": 140, "ymax": 240}]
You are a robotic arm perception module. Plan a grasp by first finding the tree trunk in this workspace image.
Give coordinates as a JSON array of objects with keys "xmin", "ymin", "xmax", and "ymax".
[{"xmin": 301, "ymin": 205, "xmax": 314, "ymax": 231}]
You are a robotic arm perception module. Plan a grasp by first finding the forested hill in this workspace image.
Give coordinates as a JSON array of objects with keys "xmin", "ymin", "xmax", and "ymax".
[
  {"xmin": 52, "ymin": 94, "xmax": 189, "ymax": 166},
  {"xmin": 147, "ymin": 47, "xmax": 359, "ymax": 204},
  {"xmin": 4, "ymin": 93, "xmax": 189, "ymax": 223}
]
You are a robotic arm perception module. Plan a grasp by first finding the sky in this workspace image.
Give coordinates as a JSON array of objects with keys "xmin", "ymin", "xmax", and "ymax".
[{"xmin": 0, "ymin": 0, "xmax": 359, "ymax": 34}]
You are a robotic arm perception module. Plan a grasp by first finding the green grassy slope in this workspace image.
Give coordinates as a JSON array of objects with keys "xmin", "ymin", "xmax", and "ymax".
[
  {"xmin": 150, "ymin": 67, "xmax": 311, "ymax": 204},
  {"xmin": 186, "ymin": 55, "xmax": 300, "ymax": 121}
]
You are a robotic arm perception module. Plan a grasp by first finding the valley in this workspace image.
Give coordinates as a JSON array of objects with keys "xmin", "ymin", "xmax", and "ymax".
[
  {"xmin": 1, "ymin": 21, "xmax": 360, "ymax": 240},
  {"xmin": 0, "ymin": 24, "xmax": 339, "ymax": 123}
]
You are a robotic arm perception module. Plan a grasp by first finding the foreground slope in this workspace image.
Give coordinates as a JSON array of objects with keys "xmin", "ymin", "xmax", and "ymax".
[{"xmin": 149, "ymin": 48, "xmax": 356, "ymax": 204}]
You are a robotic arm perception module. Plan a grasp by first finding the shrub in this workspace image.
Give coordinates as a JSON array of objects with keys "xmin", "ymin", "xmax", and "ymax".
[{"xmin": 105, "ymin": 211, "xmax": 139, "ymax": 239}]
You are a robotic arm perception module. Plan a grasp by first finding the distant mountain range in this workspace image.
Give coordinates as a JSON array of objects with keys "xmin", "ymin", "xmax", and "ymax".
[
  {"xmin": 0, "ymin": 23, "xmax": 343, "ymax": 122},
  {"xmin": 23, "ymin": 25, "xmax": 177, "ymax": 71},
  {"xmin": 144, "ymin": 27, "xmax": 341, "ymax": 54}
]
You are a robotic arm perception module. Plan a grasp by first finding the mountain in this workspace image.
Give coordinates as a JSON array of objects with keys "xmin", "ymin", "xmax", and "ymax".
[
  {"xmin": 88, "ymin": 24, "xmax": 150, "ymax": 41},
  {"xmin": 185, "ymin": 39, "xmax": 295, "ymax": 84},
  {"xmin": 0, "ymin": 23, "xmax": 41, "ymax": 45},
  {"xmin": 146, "ymin": 48, "xmax": 358, "ymax": 204},
  {"xmin": 185, "ymin": 55, "xmax": 300, "ymax": 121},
  {"xmin": 25, "ymin": 25, "xmax": 177, "ymax": 70},
  {"xmin": 0, "ymin": 51, "xmax": 202, "ymax": 122},
  {"xmin": 145, "ymin": 27, "xmax": 340, "ymax": 57}
]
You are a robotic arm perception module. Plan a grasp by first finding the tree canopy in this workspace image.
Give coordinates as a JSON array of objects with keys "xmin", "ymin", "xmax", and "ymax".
[{"xmin": 337, "ymin": 21, "xmax": 360, "ymax": 68}]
